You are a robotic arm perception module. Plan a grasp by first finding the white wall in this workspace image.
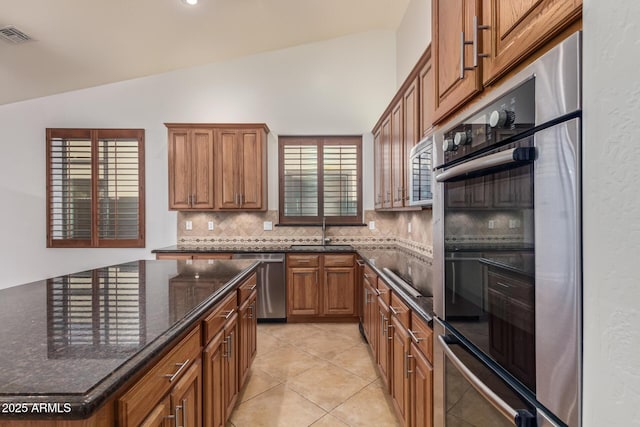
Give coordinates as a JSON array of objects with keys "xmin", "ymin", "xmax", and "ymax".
[
  {"xmin": 0, "ymin": 30, "xmax": 397, "ymax": 289},
  {"xmin": 395, "ymin": 0, "xmax": 432, "ymax": 87},
  {"xmin": 583, "ymin": 1, "xmax": 640, "ymax": 425}
]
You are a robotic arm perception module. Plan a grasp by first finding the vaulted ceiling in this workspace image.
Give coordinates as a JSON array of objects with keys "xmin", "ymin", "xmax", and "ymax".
[{"xmin": 0, "ymin": 0, "xmax": 410, "ymax": 105}]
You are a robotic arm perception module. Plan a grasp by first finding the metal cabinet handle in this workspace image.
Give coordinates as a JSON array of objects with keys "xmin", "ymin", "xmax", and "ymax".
[
  {"xmin": 223, "ymin": 336, "xmax": 229, "ymax": 358},
  {"xmin": 229, "ymin": 331, "xmax": 234, "ymax": 358},
  {"xmin": 387, "ymin": 322, "xmax": 394, "ymax": 340},
  {"xmin": 221, "ymin": 309, "xmax": 235, "ymax": 319},
  {"xmin": 249, "ymin": 284, "xmax": 257, "ymax": 291},
  {"xmin": 474, "ymin": 15, "xmax": 490, "ymax": 65},
  {"xmin": 460, "ymin": 32, "xmax": 474, "ymax": 79},
  {"xmin": 381, "ymin": 313, "xmax": 385, "ymax": 338},
  {"xmin": 389, "ymin": 306, "xmax": 400, "ymax": 316},
  {"xmin": 405, "ymin": 353, "xmax": 414, "ymax": 379},
  {"xmin": 408, "ymin": 329, "xmax": 424, "ymax": 343},
  {"xmin": 356, "ymin": 259, "xmax": 365, "ymax": 267},
  {"xmin": 174, "ymin": 403, "xmax": 181, "ymax": 427},
  {"xmin": 163, "ymin": 359, "xmax": 190, "ymax": 382}
]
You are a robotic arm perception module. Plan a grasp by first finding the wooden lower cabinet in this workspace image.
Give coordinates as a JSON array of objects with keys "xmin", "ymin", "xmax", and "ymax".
[
  {"xmin": 170, "ymin": 359, "xmax": 202, "ymax": 427},
  {"xmin": 140, "ymin": 397, "xmax": 171, "ymax": 427},
  {"xmin": 409, "ymin": 342, "xmax": 433, "ymax": 427},
  {"xmin": 203, "ymin": 331, "xmax": 226, "ymax": 427},
  {"xmin": 362, "ymin": 266, "xmax": 378, "ymax": 348},
  {"xmin": 377, "ymin": 296, "xmax": 391, "ymax": 390},
  {"xmin": 286, "ymin": 253, "xmax": 357, "ymax": 321},
  {"xmin": 223, "ymin": 312, "xmax": 239, "ymax": 418},
  {"xmin": 390, "ymin": 316, "xmax": 411, "ymax": 426},
  {"xmin": 239, "ymin": 290, "xmax": 257, "ymax": 387}
]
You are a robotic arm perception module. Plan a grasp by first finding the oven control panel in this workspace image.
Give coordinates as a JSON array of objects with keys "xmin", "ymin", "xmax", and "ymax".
[{"xmin": 441, "ymin": 79, "xmax": 536, "ymax": 165}]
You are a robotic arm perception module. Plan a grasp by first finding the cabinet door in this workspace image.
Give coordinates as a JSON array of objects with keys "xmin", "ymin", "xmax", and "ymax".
[
  {"xmin": 140, "ymin": 396, "xmax": 171, "ymax": 427},
  {"xmin": 391, "ymin": 100, "xmax": 404, "ymax": 208},
  {"xmin": 238, "ymin": 291, "xmax": 257, "ymax": 388},
  {"xmin": 224, "ymin": 313, "xmax": 239, "ymax": 418},
  {"xmin": 190, "ymin": 129, "xmax": 215, "ymax": 209},
  {"xmin": 168, "ymin": 128, "xmax": 192, "ymax": 209},
  {"xmin": 362, "ymin": 270, "xmax": 378, "ymax": 347},
  {"xmin": 410, "ymin": 343, "xmax": 433, "ymax": 427},
  {"xmin": 287, "ymin": 267, "xmax": 320, "ymax": 316},
  {"xmin": 373, "ymin": 127, "xmax": 383, "ymax": 209},
  {"xmin": 216, "ymin": 130, "xmax": 240, "ymax": 209},
  {"xmin": 324, "ymin": 266, "xmax": 356, "ymax": 316},
  {"xmin": 170, "ymin": 359, "xmax": 202, "ymax": 427},
  {"xmin": 248, "ymin": 293, "xmax": 257, "ymax": 366},
  {"xmin": 377, "ymin": 299, "xmax": 391, "ymax": 390},
  {"xmin": 203, "ymin": 332, "xmax": 226, "ymax": 427},
  {"xmin": 488, "ymin": 287, "xmax": 510, "ymax": 367},
  {"xmin": 481, "ymin": 0, "xmax": 582, "ymax": 85},
  {"xmin": 403, "ymin": 78, "xmax": 419, "ymax": 205},
  {"xmin": 419, "ymin": 59, "xmax": 434, "ymax": 138},
  {"xmin": 381, "ymin": 115, "xmax": 392, "ymax": 208},
  {"xmin": 239, "ymin": 129, "xmax": 264, "ymax": 209},
  {"xmin": 433, "ymin": 0, "xmax": 482, "ymax": 123},
  {"xmin": 390, "ymin": 316, "xmax": 410, "ymax": 426}
]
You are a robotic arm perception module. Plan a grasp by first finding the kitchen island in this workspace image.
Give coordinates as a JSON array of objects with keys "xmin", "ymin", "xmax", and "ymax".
[{"xmin": 0, "ymin": 258, "xmax": 259, "ymax": 425}]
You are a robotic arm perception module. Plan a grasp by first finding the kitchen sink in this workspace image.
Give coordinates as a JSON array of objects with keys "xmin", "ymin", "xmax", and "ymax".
[{"xmin": 289, "ymin": 244, "xmax": 354, "ymax": 251}]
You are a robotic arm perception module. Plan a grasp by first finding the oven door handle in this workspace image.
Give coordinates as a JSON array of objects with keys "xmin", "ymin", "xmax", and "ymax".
[
  {"xmin": 435, "ymin": 147, "xmax": 536, "ymax": 182},
  {"xmin": 438, "ymin": 335, "xmax": 534, "ymax": 425}
]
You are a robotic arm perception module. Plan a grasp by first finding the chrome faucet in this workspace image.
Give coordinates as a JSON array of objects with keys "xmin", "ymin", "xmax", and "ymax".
[{"xmin": 322, "ymin": 217, "xmax": 331, "ymax": 245}]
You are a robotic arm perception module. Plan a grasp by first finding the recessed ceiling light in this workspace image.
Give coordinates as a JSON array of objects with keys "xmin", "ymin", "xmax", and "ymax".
[{"xmin": 182, "ymin": 0, "xmax": 198, "ymax": 5}]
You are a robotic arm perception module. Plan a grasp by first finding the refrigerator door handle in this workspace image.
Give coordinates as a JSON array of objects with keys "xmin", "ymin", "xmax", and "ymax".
[{"xmin": 438, "ymin": 335, "xmax": 534, "ymax": 425}]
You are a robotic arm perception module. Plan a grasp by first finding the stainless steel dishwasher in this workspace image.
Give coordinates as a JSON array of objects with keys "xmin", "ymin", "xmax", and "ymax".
[{"xmin": 232, "ymin": 253, "xmax": 286, "ymax": 321}]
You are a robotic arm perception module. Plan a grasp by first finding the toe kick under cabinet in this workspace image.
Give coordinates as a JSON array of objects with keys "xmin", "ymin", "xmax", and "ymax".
[{"xmin": 286, "ymin": 253, "xmax": 358, "ymax": 322}]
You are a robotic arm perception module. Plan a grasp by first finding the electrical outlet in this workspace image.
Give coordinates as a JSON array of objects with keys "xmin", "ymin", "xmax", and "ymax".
[
  {"xmin": 408, "ymin": 266, "xmax": 412, "ymax": 276},
  {"xmin": 208, "ymin": 221, "xmax": 214, "ymax": 231},
  {"xmin": 263, "ymin": 221, "xmax": 273, "ymax": 231},
  {"xmin": 185, "ymin": 220, "xmax": 193, "ymax": 230},
  {"xmin": 488, "ymin": 220, "xmax": 495, "ymax": 229},
  {"xmin": 369, "ymin": 221, "xmax": 376, "ymax": 230},
  {"xmin": 509, "ymin": 219, "xmax": 516, "ymax": 229},
  {"xmin": 408, "ymin": 222, "xmax": 412, "ymax": 233}
]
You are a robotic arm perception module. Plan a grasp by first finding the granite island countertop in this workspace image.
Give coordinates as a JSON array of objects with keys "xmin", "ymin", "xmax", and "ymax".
[{"xmin": 0, "ymin": 259, "xmax": 258, "ymax": 420}]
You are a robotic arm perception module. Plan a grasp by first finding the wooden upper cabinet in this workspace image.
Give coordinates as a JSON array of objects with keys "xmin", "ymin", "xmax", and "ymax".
[
  {"xmin": 215, "ymin": 126, "xmax": 268, "ymax": 210},
  {"xmin": 419, "ymin": 57, "xmax": 434, "ymax": 137},
  {"xmin": 168, "ymin": 127, "xmax": 215, "ymax": 210},
  {"xmin": 403, "ymin": 78, "xmax": 419, "ymax": 205},
  {"xmin": 480, "ymin": 0, "xmax": 582, "ymax": 85},
  {"xmin": 380, "ymin": 115, "xmax": 392, "ymax": 209},
  {"xmin": 390, "ymin": 100, "xmax": 404, "ymax": 208},
  {"xmin": 433, "ymin": 0, "xmax": 483, "ymax": 124},
  {"xmin": 373, "ymin": 127, "xmax": 383, "ymax": 210}
]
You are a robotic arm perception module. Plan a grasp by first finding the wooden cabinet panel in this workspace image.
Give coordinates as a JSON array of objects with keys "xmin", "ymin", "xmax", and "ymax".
[
  {"xmin": 140, "ymin": 397, "xmax": 170, "ymax": 427},
  {"xmin": 362, "ymin": 267, "xmax": 378, "ymax": 350},
  {"xmin": 203, "ymin": 332, "xmax": 225, "ymax": 427},
  {"xmin": 239, "ymin": 290, "xmax": 257, "ymax": 387},
  {"xmin": 216, "ymin": 129, "xmax": 240, "ymax": 209},
  {"xmin": 377, "ymin": 297, "xmax": 391, "ymax": 390},
  {"xmin": 419, "ymin": 59, "xmax": 434, "ymax": 138},
  {"xmin": 223, "ymin": 312, "xmax": 239, "ymax": 418},
  {"xmin": 390, "ymin": 316, "xmax": 410, "ymax": 426},
  {"xmin": 238, "ymin": 272, "xmax": 258, "ymax": 305},
  {"xmin": 168, "ymin": 127, "xmax": 214, "ymax": 210},
  {"xmin": 239, "ymin": 130, "xmax": 264, "ymax": 209},
  {"xmin": 380, "ymin": 115, "xmax": 392, "ymax": 208},
  {"xmin": 403, "ymin": 78, "xmax": 419, "ymax": 204},
  {"xmin": 203, "ymin": 291, "xmax": 237, "ymax": 343},
  {"xmin": 324, "ymin": 267, "xmax": 356, "ymax": 316},
  {"xmin": 481, "ymin": 0, "xmax": 582, "ymax": 85},
  {"xmin": 373, "ymin": 127, "xmax": 383, "ymax": 209},
  {"xmin": 410, "ymin": 342, "xmax": 433, "ymax": 427},
  {"xmin": 433, "ymin": 0, "xmax": 482, "ymax": 123},
  {"xmin": 409, "ymin": 313, "xmax": 434, "ymax": 363},
  {"xmin": 169, "ymin": 359, "xmax": 202, "ymax": 427},
  {"xmin": 288, "ymin": 254, "xmax": 320, "ymax": 268},
  {"xmin": 324, "ymin": 254, "xmax": 354, "ymax": 267},
  {"xmin": 391, "ymin": 100, "xmax": 404, "ymax": 208},
  {"xmin": 287, "ymin": 267, "xmax": 319, "ymax": 316}
]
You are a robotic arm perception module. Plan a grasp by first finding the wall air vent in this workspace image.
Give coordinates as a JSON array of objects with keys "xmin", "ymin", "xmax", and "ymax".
[{"xmin": 0, "ymin": 26, "xmax": 33, "ymax": 44}]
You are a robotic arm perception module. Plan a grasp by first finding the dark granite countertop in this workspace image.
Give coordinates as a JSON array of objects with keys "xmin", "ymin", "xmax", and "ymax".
[
  {"xmin": 0, "ymin": 259, "xmax": 258, "ymax": 420},
  {"xmin": 152, "ymin": 244, "xmax": 355, "ymax": 253}
]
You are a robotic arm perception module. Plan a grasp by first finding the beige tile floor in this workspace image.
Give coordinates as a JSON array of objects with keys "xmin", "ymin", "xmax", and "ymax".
[{"xmin": 228, "ymin": 323, "xmax": 401, "ymax": 427}]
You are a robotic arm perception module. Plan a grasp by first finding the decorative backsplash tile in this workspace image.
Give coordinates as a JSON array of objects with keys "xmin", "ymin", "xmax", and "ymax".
[{"xmin": 177, "ymin": 209, "xmax": 434, "ymax": 257}]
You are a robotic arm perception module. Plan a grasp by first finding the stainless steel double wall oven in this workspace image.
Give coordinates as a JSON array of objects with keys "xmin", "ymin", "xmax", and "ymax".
[{"xmin": 432, "ymin": 32, "xmax": 582, "ymax": 427}]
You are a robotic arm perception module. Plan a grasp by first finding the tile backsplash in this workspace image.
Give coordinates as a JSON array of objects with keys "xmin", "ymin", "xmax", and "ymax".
[{"xmin": 177, "ymin": 210, "xmax": 433, "ymax": 256}]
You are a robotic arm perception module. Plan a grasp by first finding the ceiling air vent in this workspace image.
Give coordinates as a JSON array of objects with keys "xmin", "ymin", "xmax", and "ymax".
[{"xmin": 0, "ymin": 26, "xmax": 33, "ymax": 44}]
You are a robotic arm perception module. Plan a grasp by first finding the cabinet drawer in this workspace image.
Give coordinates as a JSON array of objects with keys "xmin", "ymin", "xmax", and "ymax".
[
  {"xmin": 238, "ymin": 272, "xmax": 258, "ymax": 305},
  {"xmin": 409, "ymin": 312, "xmax": 433, "ymax": 363},
  {"xmin": 363, "ymin": 265, "xmax": 378, "ymax": 287},
  {"xmin": 156, "ymin": 253, "xmax": 193, "ymax": 260},
  {"xmin": 287, "ymin": 254, "xmax": 320, "ymax": 267},
  {"xmin": 193, "ymin": 253, "xmax": 233, "ymax": 260},
  {"xmin": 203, "ymin": 292, "xmax": 237, "ymax": 343},
  {"xmin": 389, "ymin": 293, "xmax": 410, "ymax": 330},
  {"xmin": 324, "ymin": 254, "xmax": 355, "ymax": 267},
  {"xmin": 118, "ymin": 326, "xmax": 201, "ymax": 427},
  {"xmin": 377, "ymin": 279, "xmax": 391, "ymax": 306}
]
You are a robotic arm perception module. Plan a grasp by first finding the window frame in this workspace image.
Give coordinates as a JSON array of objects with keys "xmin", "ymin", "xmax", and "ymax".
[
  {"xmin": 46, "ymin": 128, "xmax": 145, "ymax": 248},
  {"xmin": 278, "ymin": 135, "xmax": 362, "ymax": 226}
]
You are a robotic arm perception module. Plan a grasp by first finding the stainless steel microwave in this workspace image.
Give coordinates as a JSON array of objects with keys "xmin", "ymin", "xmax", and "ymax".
[{"xmin": 408, "ymin": 135, "xmax": 433, "ymax": 206}]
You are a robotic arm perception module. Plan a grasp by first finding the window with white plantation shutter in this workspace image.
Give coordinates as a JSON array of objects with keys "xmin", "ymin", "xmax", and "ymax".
[
  {"xmin": 279, "ymin": 136, "xmax": 362, "ymax": 225},
  {"xmin": 46, "ymin": 129, "xmax": 145, "ymax": 248}
]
